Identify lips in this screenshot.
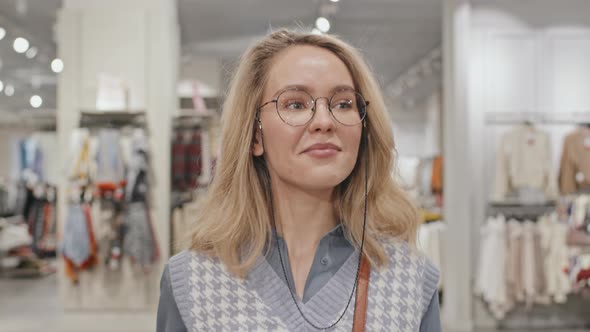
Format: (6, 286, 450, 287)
(302, 143, 341, 154)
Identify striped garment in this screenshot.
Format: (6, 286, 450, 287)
(167, 238, 439, 331)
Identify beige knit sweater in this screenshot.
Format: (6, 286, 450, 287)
(559, 127, 590, 195)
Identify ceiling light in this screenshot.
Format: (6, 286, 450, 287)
(51, 58, 64, 73)
(13, 37, 29, 53)
(30, 95, 43, 108)
(25, 47, 38, 59)
(311, 28, 323, 35)
(330, 0, 340, 2)
(315, 17, 330, 33)
(0, 80, 4, 92)
(5, 84, 14, 96)
(0, 27, 5, 41)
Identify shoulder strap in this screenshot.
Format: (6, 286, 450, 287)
(352, 255, 370, 332)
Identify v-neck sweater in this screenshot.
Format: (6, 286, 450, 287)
(158, 236, 439, 331)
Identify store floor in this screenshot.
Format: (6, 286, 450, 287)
(0, 274, 154, 332)
(0, 274, 587, 332)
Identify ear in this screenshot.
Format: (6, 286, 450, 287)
(252, 121, 264, 156)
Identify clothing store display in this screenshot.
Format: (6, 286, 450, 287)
(157, 233, 440, 331)
(492, 125, 558, 203)
(68, 129, 94, 183)
(171, 131, 188, 191)
(431, 156, 443, 194)
(559, 127, 590, 194)
(171, 127, 203, 192)
(186, 130, 202, 189)
(19, 137, 43, 181)
(476, 213, 572, 319)
(475, 215, 509, 319)
(125, 129, 149, 202)
(60, 203, 97, 283)
(123, 202, 159, 268)
(95, 129, 126, 190)
(0, 221, 31, 252)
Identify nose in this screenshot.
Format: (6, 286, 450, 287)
(309, 97, 335, 132)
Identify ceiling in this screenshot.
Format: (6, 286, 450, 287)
(179, 0, 442, 91)
(0, 0, 442, 115)
(0, 0, 59, 113)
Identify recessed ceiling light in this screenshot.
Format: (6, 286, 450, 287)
(330, 0, 340, 2)
(30, 95, 43, 108)
(0, 27, 6, 41)
(315, 17, 331, 33)
(0, 80, 4, 92)
(25, 46, 38, 59)
(5, 84, 14, 96)
(13, 37, 29, 53)
(51, 58, 64, 73)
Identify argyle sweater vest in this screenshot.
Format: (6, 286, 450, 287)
(168, 239, 439, 331)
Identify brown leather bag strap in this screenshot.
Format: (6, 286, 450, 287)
(352, 255, 371, 332)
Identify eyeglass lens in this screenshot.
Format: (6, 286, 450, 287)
(276, 88, 366, 126)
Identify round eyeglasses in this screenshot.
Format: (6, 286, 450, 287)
(258, 87, 369, 126)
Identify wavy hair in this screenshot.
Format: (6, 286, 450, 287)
(188, 29, 420, 277)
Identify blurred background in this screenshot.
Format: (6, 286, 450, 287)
(0, 0, 590, 331)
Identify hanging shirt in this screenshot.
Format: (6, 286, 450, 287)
(492, 125, 558, 203)
(559, 127, 590, 195)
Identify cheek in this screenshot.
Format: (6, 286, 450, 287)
(345, 127, 363, 157)
(264, 123, 302, 172)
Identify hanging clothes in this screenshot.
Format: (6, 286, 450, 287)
(122, 129, 159, 269)
(506, 220, 524, 304)
(60, 203, 98, 283)
(540, 215, 571, 303)
(123, 202, 159, 269)
(95, 129, 126, 192)
(431, 155, 443, 194)
(19, 136, 44, 181)
(186, 129, 202, 189)
(475, 215, 510, 319)
(171, 130, 188, 191)
(492, 125, 558, 203)
(559, 127, 590, 195)
(68, 129, 93, 183)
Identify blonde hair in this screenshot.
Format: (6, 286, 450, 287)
(189, 29, 420, 277)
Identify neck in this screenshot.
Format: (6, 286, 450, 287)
(271, 180, 338, 258)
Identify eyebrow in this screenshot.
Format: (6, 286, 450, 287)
(274, 84, 355, 97)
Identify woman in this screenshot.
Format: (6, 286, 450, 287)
(157, 29, 441, 331)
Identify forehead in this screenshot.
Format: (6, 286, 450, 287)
(265, 45, 354, 95)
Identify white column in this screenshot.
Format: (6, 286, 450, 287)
(442, 0, 474, 331)
(56, 0, 178, 310)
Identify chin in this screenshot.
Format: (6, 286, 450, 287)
(300, 173, 349, 191)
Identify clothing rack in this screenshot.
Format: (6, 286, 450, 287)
(487, 202, 556, 220)
(78, 111, 147, 129)
(173, 117, 203, 128)
(485, 112, 590, 125)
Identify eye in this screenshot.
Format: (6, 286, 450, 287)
(332, 99, 354, 110)
(284, 100, 307, 110)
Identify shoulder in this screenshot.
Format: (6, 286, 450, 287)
(167, 249, 229, 279)
(163, 250, 233, 328)
(378, 236, 440, 307)
(379, 237, 439, 278)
